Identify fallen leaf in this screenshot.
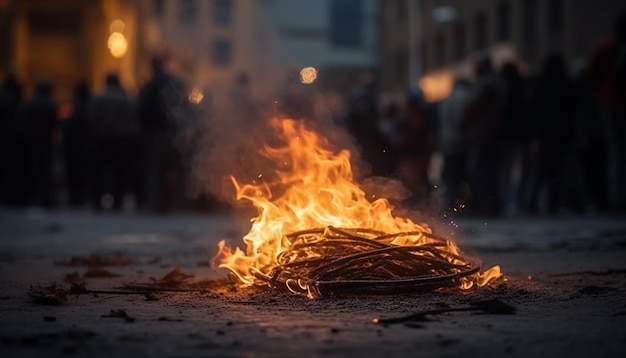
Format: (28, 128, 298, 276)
(101, 309, 135, 322)
(84, 268, 121, 278)
(28, 283, 68, 305)
(153, 267, 194, 287)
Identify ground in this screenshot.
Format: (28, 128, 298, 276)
(0, 208, 625, 357)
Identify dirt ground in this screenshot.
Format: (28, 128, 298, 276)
(0, 209, 625, 357)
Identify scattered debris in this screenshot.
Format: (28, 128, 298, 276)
(101, 309, 136, 322)
(157, 317, 183, 322)
(84, 268, 121, 278)
(373, 299, 516, 325)
(152, 266, 194, 287)
(578, 286, 618, 295)
(28, 283, 68, 305)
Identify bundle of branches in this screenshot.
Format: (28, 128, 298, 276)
(252, 227, 480, 298)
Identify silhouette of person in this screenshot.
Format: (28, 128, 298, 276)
(438, 78, 471, 210)
(89, 74, 137, 210)
(136, 57, 186, 211)
(462, 55, 506, 216)
(0, 73, 24, 205)
(588, 12, 626, 213)
(18, 78, 58, 207)
(63, 81, 92, 207)
(527, 53, 578, 214)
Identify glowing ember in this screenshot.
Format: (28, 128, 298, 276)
(213, 118, 501, 298)
(188, 87, 204, 104)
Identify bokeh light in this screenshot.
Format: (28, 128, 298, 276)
(299, 66, 317, 84)
(109, 19, 125, 34)
(107, 32, 128, 58)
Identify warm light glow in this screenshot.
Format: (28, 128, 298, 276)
(299, 67, 317, 84)
(107, 32, 128, 58)
(188, 87, 204, 104)
(419, 71, 453, 103)
(109, 19, 125, 34)
(213, 118, 501, 295)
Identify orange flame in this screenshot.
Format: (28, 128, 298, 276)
(214, 118, 500, 292)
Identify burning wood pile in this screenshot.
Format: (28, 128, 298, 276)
(213, 119, 500, 298)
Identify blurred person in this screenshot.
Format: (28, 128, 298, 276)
(345, 73, 394, 177)
(526, 53, 579, 215)
(136, 57, 186, 211)
(573, 60, 607, 212)
(396, 87, 432, 204)
(499, 62, 533, 215)
(588, 12, 626, 213)
(276, 69, 315, 121)
(17, 78, 58, 207)
(462, 55, 506, 216)
(230, 72, 257, 121)
(89, 74, 137, 211)
(438, 78, 471, 211)
(63, 81, 91, 207)
(0, 73, 24, 205)
(376, 91, 402, 175)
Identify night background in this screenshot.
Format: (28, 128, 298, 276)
(1, 1, 625, 357)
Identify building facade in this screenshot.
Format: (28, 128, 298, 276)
(380, 0, 626, 102)
(1, 0, 379, 105)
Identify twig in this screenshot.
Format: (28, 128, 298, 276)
(374, 299, 516, 324)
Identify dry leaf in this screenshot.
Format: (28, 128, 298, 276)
(63, 272, 88, 294)
(63, 272, 82, 284)
(28, 283, 68, 305)
(84, 268, 121, 278)
(101, 309, 135, 322)
(154, 267, 194, 287)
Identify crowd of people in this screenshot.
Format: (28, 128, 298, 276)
(1, 17, 625, 218)
(343, 15, 626, 217)
(0, 58, 189, 212)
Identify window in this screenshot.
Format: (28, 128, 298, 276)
(179, 0, 196, 24)
(214, 0, 233, 25)
(154, 0, 164, 17)
(330, 0, 362, 48)
(434, 31, 446, 67)
(421, 40, 428, 72)
(454, 22, 465, 60)
(475, 12, 488, 51)
(522, 0, 537, 62)
(548, 0, 563, 36)
(497, 1, 511, 41)
(212, 39, 232, 66)
(394, 51, 408, 83)
(395, 0, 407, 22)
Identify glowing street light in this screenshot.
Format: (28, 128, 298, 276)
(108, 32, 128, 58)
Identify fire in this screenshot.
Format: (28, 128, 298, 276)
(213, 118, 501, 297)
